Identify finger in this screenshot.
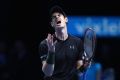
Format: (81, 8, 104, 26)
(46, 34, 52, 46)
(48, 34, 52, 43)
(46, 33, 50, 41)
(53, 40, 57, 46)
(48, 34, 51, 40)
(51, 35, 54, 46)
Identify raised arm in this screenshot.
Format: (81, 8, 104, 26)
(42, 34, 57, 76)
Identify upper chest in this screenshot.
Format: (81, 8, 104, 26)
(55, 40, 78, 61)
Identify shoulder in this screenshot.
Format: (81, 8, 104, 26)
(39, 39, 48, 50)
(39, 39, 47, 46)
(69, 34, 83, 43)
(68, 34, 83, 50)
(38, 39, 48, 55)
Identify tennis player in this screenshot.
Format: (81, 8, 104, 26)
(39, 5, 89, 80)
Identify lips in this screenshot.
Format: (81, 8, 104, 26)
(56, 21, 61, 24)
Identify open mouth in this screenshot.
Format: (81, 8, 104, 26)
(57, 21, 61, 24)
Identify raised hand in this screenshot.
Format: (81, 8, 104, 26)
(46, 34, 57, 53)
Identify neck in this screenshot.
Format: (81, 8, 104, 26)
(55, 27, 68, 41)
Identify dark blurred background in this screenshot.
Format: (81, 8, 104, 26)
(0, 0, 120, 80)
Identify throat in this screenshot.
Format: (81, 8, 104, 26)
(55, 32, 68, 41)
(55, 27, 68, 41)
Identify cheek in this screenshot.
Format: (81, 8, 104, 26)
(51, 21, 56, 25)
(62, 20, 67, 24)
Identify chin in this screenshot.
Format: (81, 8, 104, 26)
(55, 26, 64, 30)
(56, 24, 64, 27)
(57, 26, 64, 29)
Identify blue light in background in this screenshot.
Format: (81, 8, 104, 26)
(67, 16, 120, 37)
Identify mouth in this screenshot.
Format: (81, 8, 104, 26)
(56, 21, 61, 24)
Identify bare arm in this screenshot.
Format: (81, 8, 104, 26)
(77, 52, 91, 72)
(42, 34, 57, 77)
(42, 61, 54, 76)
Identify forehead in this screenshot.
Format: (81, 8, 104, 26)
(52, 12, 63, 16)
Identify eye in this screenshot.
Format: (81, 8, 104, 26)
(58, 14, 60, 17)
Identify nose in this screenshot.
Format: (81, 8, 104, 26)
(55, 15, 59, 19)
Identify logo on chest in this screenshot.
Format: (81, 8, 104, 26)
(69, 45, 75, 49)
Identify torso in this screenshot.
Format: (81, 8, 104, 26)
(40, 34, 83, 80)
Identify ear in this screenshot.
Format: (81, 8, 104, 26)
(65, 17, 68, 23)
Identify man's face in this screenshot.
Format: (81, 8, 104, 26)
(51, 12, 68, 29)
